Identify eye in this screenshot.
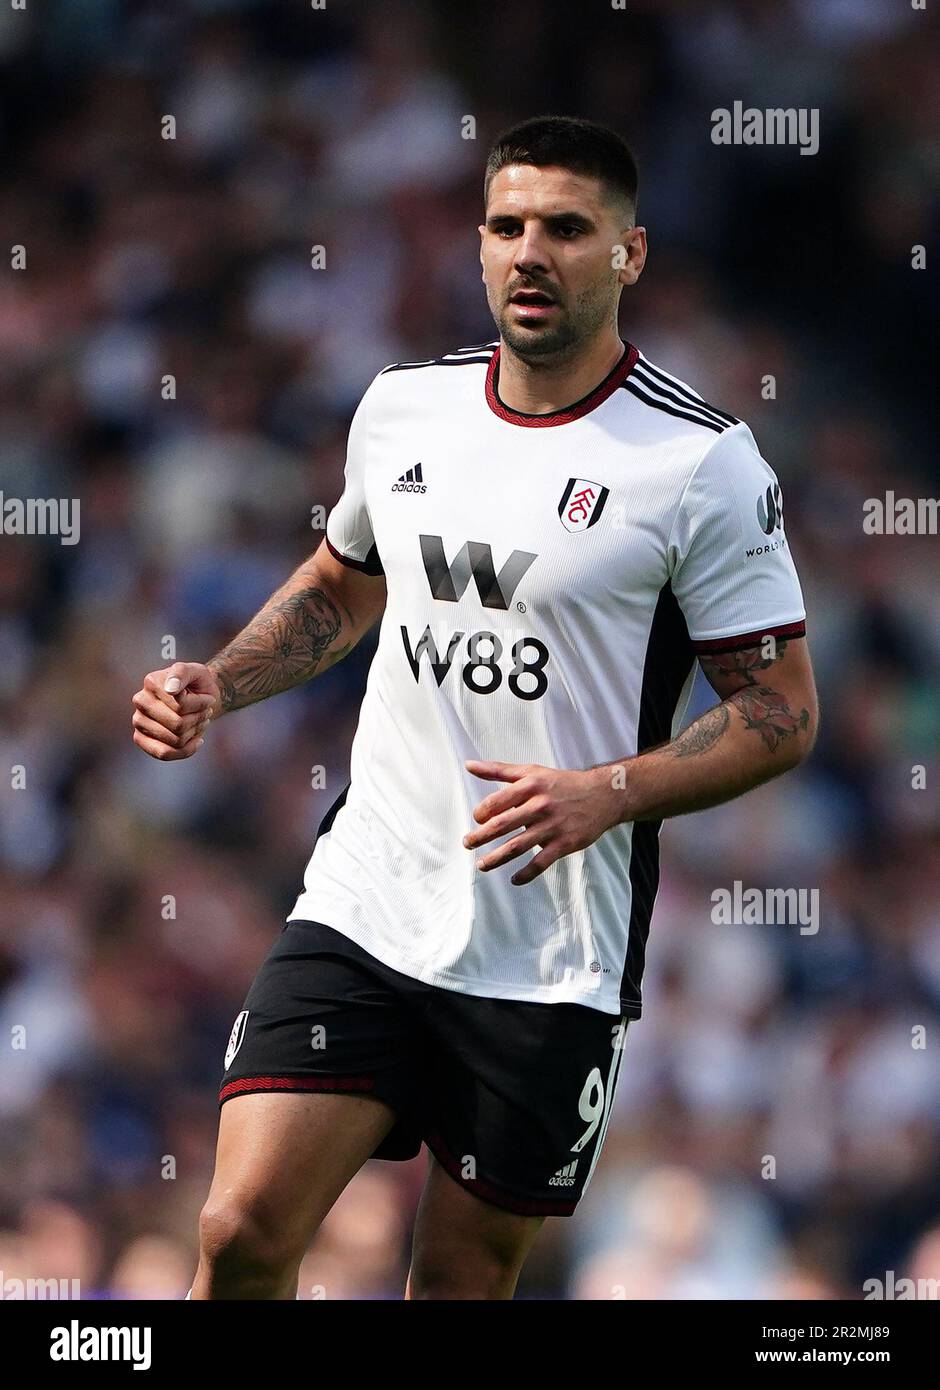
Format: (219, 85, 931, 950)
(556, 224, 582, 239)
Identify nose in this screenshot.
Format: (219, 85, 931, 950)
(513, 223, 550, 276)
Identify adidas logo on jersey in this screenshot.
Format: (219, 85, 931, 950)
(548, 1159, 579, 1187)
(392, 463, 427, 493)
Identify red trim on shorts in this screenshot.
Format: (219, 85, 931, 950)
(424, 1128, 578, 1218)
(692, 620, 806, 654)
(219, 1075, 376, 1105)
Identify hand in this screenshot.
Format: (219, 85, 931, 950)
(463, 760, 623, 885)
(131, 662, 221, 761)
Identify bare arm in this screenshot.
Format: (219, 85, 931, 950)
(206, 541, 387, 717)
(463, 636, 818, 884)
(131, 540, 386, 761)
(606, 635, 819, 823)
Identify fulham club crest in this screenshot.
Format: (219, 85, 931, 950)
(224, 1010, 249, 1070)
(558, 478, 609, 533)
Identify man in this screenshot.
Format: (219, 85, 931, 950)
(132, 115, 817, 1300)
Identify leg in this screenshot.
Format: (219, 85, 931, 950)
(192, 1089, 397, 1299)
(194, 920, 427, 1298)
(406, 1154, 544, 1300)
(405, 994, 632, 1300)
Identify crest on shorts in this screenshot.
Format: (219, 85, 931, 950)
(558, 478, 609, 533)
(224, 1010, 249, 1070)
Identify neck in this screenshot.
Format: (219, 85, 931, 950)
(496, 330, 625, 415)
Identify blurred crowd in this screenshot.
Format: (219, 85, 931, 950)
(1, 0, 939, 1299)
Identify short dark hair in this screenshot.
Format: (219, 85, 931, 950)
(484, 115, 639, 221)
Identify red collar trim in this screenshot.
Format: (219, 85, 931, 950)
(485, 341, 638, 427)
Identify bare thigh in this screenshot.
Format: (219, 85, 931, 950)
(406, 1154, 545, 1300)
(192, 1090, 398, 1297)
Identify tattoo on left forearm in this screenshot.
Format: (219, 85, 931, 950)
(670, 703, 730, 757)
(671, 684, 809, 759)
(730, 684, 810, 753)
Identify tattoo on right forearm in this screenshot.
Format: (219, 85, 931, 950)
(208, 583, 350, 713)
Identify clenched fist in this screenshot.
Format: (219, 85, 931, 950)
(131, 662, 222, 761)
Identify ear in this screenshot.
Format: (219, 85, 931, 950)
(616, 226, 647, 287)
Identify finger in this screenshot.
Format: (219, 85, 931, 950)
(510, 847, 557, 886)
(465, 760, 528, 782)
(132, 692, 197, 738)
(144, 663, 215, 713)
(133, 728, 204, 761)
(174, 691, 217, 717)
(143, 671, 183, 714)
(132, 709, 207, 747)
(163, 661, 215, 694)
(476, 827, 548, 873)
(134, 689, 214, 726)
(464, 800, 544, 849)
(471, 780, 533, 826)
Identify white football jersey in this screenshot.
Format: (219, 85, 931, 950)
(288, 340, 806, 1016)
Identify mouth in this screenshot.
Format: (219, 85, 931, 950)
(508, 289, 559, 321)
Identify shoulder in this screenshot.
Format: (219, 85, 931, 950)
(621, 347, 742, 443)
(619, 350, 784, 516)
(378, 339, 498, 380)
(357, 340, 498, 418)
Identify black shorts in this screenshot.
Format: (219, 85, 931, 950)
(219, 920, 631, 1217)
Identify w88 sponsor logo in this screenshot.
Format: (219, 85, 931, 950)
(401, 624, 549, 700)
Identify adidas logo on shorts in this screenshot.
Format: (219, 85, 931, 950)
(391, 463, 427, 493)
(548, 1159, 578, 1187)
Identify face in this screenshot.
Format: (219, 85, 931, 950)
(479, 164, 646, 362)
